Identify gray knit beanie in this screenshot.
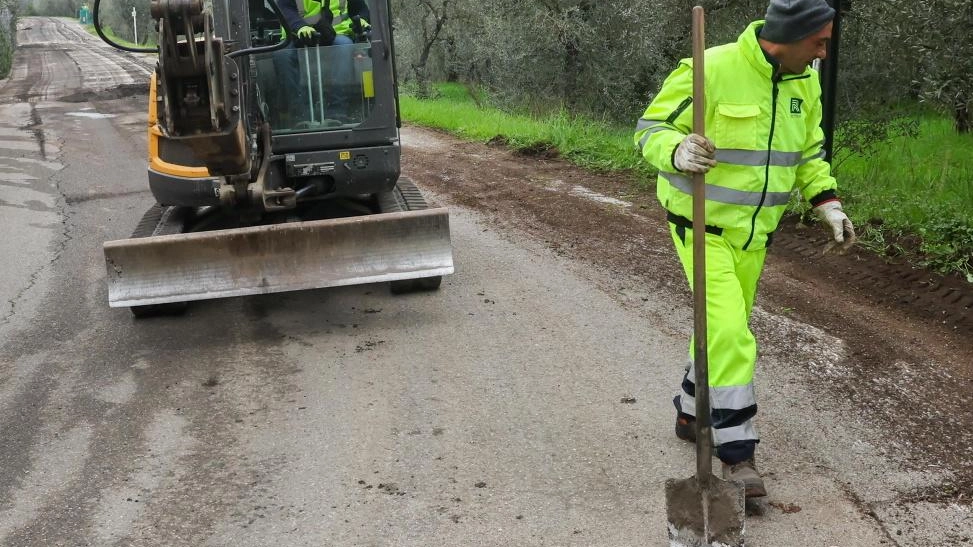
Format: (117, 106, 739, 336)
(762, 0, 835, 43)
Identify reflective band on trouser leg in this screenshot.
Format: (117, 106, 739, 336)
(678, 358, 696, 416)
(670, 223, 767, 464)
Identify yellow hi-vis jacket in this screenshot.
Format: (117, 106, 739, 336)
(295, 0, 366, 38)
(635, 20, 837, 251)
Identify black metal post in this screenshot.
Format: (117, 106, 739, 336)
(819, 0, 843, 164)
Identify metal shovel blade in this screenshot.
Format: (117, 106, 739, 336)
(666, 475, 745, 546)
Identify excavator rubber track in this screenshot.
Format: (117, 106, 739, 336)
(126, 204, 191, 317)
(377, 177, 445, 293)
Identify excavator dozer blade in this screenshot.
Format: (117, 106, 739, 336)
(104, 208, 453, 307)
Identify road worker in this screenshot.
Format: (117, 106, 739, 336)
(634, 0, 856, 498)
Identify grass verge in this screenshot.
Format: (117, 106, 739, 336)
(834, 117, 973, 278)
(400, 82, 973, 280)
(400, 83, 651, 176)
(81, 23, 157, 49)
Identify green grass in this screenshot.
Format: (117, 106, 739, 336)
(401, 83, 973, 279)
(400, 83, 651, 176)
(835, 117, 973, 277)
(81, 23, 157, 49)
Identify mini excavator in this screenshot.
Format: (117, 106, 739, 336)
(94, 0, 453, 316)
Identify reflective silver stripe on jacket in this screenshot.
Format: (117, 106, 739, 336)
(333, 0, 348, 25)
(635, 119, 671, 148)
(300, 1, 322, 27)
(799, 148, 826, 165)
(299, 0, 343, 26)
(660, 171, 791, 207)
(297, 1, 320, 24)
(715, 149, 803, 167)
(635, 118, 665, 132)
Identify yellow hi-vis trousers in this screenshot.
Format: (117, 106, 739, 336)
(670, 222, 766, 464)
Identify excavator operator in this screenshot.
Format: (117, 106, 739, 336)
(276, 0, 371, 122)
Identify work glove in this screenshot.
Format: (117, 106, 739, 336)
(813, 200, 857, 254)
(296, 25, 317, 41)
(673, 133, 717, 174)
(296, 25, 319, 46)
(350, 16, 371, 41)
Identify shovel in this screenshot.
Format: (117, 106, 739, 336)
(665, 6, 747, 546)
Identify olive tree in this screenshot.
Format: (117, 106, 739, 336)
(391, 0, 452, 96)
(94, 0, 152, 44)
(0, 0, 17, 78)
(27, 0, 76, 16)
(886, 0, 973, 133)
(391, 0, 773, 120)
(389, 0, 958, 133)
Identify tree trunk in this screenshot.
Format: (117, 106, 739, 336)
(955, 103, 970, 134)
(561, 36, 579, 106)
(411, 0, 448, 98)
(560, 1, 592, 108)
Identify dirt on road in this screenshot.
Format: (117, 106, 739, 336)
(401, 125, 973, 506)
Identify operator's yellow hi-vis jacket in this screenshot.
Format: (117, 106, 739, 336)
(295, 0, 367, 38)
(635, 20, 837, 251)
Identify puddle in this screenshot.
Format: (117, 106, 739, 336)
(59, 83, 149, 103)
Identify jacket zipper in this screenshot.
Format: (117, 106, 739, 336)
(742, 72, 811, 250)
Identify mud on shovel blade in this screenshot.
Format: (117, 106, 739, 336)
(665, 7, 745, 546)
(666, 476, 745, 546)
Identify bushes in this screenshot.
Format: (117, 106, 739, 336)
(390, 0, 972, 145)
(0, 1, 16, 80)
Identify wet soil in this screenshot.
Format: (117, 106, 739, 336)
(59, 83, 149, 103)
(400, 125, 973, 504)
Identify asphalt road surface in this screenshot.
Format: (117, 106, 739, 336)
(0, 17, 969, 547)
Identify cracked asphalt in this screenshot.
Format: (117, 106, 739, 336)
(0, 16, 969, 547)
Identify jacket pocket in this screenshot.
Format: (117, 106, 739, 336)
(713, 103, 760, 150)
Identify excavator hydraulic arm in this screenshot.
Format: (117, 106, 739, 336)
(150, 0, 249, 176)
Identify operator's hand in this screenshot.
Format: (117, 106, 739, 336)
(351, 16, 371, 41)
(813, 200, 857, 254)
(296, 25, 317, 41)
(674, 133, 717, 174)
(318, 24, 337, 45)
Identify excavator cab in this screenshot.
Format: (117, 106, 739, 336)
(98, 0, 453, 315)
(253, 37, 377, 131)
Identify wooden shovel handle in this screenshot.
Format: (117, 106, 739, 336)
(690, 5, 714, 482)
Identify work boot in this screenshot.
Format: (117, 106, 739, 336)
(722, 458, 767, 498)
(673, 395, 696, 443)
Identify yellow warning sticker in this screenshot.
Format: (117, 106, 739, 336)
(363, 71, 374, 98)
(339, 151, 351, 160)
